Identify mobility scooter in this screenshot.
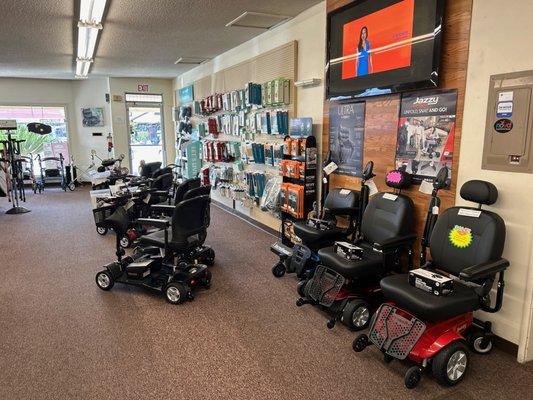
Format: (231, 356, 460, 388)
(353, 179, 510, 389)
(270, 161, 375, 280)
(296, 169, 416, 330)
(95, 192, 215, 304)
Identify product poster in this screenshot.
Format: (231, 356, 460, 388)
(395, 90, 457, 183)
(81, 107, 104, 127)
(328, 102, 365, 176)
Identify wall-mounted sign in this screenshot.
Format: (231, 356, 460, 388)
(137, 84, 149, 92)
(178, 85, 194, 104)
(395, 89, 458, 183)
(496, 102, 513, 118)
(494, 118, 513, 133)
(112, 94, 123, 102)
(328, 102, 365, 177)
(81, 107, 104, 127)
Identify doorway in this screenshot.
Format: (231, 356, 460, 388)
(125, 93, 165, 174)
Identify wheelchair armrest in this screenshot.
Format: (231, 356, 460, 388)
(459, 259, 510, 281)
(137, 218, 170, 229)
(152, 190, 170, 197)
(150, 204, 175, 215)
(373, 233, 417, 252)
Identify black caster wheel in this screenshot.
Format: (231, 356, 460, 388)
(352, 334, 369, 352)
(341, 300, 371, 331)
(326, 320, 336, 330)
(432, 341, 469, 387)
(405, 366, 422, 389)
(296, 298, 305, 307)
(384, 354, 394, 364)
(95, 270, 114, 291)
(467, 331, 493, 354)
(119, 235, 132, 249)
(272, 262, 286, 278)
(68, 182, 76, 191)
(202, 270, 212, 288)
(164, 282, 187, 304)
(296, 280, 308, 297)
(187, 291, 195, 301)
(96, 226, 108, 236)
(204, 248, 215, 266)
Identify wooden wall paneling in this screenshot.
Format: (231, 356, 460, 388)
(193, 75, 212, 100)
(323, 0, 473, 265)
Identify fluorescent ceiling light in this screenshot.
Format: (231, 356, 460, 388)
(80, 0, 107, 23)
(77, 25, 100, 59)
(76, 58, 93, 78)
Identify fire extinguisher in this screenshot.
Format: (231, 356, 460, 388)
(107, 133, 113, 156)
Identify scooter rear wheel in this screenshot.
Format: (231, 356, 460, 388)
(432, 341, 469, 386)
(164, 282, 187, 305)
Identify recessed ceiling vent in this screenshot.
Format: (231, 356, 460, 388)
(174, 57, 209, 65)
(226, 11, 291, 29)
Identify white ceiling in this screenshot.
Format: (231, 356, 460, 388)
(0, 0, 322, 80)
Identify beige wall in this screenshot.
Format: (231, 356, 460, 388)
(174, 1, 326, 143)
(460, 0, 533, 359)
(108, 77, 175, 173)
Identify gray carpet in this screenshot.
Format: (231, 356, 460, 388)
(0, 187, 532, 400)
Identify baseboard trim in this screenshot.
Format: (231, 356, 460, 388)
(494, 335, 519, 357)
(212, 199, 279, 238)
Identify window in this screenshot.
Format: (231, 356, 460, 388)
(0, 106, 70, 163)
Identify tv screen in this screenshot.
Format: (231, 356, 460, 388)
(326, 0, 445, 99)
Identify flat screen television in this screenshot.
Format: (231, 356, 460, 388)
(326, 0, 445, 99)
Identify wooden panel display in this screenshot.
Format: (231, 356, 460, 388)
(323, 0, 473, 265)
(193, 75, 212, 100)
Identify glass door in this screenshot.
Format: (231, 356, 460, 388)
(126, 100, 165, 174)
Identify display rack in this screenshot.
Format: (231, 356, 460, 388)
(279, 134, 317, 246)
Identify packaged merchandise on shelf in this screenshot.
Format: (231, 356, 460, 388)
(207, 117, 218, 137)
(260, 175, 282, 213)
(287, 183, 304, 218)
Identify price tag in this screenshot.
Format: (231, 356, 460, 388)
(419, 179, 434, 195)
(339, 189, 351, 196)
(365, 179, 379, 196)
(458, 208, 481, 218)
(432, 206, 439, 215)
(323, 162, 338, 176)
(383, 193, 398, 201)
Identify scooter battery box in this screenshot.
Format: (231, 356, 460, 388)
(334, 241, 363, 261)
(408, 268, 453, 296)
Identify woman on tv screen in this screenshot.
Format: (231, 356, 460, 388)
(357, 26, 373, 76)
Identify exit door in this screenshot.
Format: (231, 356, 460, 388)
(125, 95, 166, 174)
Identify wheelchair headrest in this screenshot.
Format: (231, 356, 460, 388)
(184, 185, 211, 200)
(27, 123, 52, 135)
(460, 180, 498, 205)
(385, 169, 412, 189)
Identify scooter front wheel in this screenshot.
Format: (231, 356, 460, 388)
(95, 271, 114, 291)
(272, 262, 286, 278)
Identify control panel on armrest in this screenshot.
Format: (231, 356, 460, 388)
(459, 259, 510, 281)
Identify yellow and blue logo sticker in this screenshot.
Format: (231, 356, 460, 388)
(449, 225, 473, 249)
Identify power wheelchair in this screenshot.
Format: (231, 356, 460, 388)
(95, 190, 215, 305)
(296, 169, 416, 330)
(353, 179, 510, 389)
(270, 161, 375, 280)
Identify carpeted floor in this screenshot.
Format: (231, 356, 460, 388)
(0, 187, 532, 400)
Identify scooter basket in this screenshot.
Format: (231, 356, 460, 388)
(368, 304, 426, 360)
(307, 265, 345, 307)
(93, 204, 115, 227)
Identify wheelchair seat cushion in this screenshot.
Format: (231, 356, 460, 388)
(139, 229, 200, 251)
(293, 221, 345, 250)
(318, 243, 383, 280)
(380, 274, 480, 322)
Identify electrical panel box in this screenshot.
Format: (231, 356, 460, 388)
(482, 70, 533, 173)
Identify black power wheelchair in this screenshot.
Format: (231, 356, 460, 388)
(353, 179, 510, 389)
(296, 169, 416, 330)
(95, 189, 215, 305)
(271, 161, 375, 280)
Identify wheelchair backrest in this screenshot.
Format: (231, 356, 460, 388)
(151, 172, 173, 191)
(430, 180, 506, 276)
(171, 195, 211, 243)
(152, 166, 172, 179)
(140, 161, 162, 177)
(324, 188, 359, 217)
(360, 193, 414, 244)
(183, 185, 211, 200)
(173, 178, 201, 204)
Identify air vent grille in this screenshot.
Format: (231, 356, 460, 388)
(226, 11, 291, 29)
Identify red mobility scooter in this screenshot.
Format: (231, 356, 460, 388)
(296, 169, 416, 330)
(353, 179, 510, 388)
